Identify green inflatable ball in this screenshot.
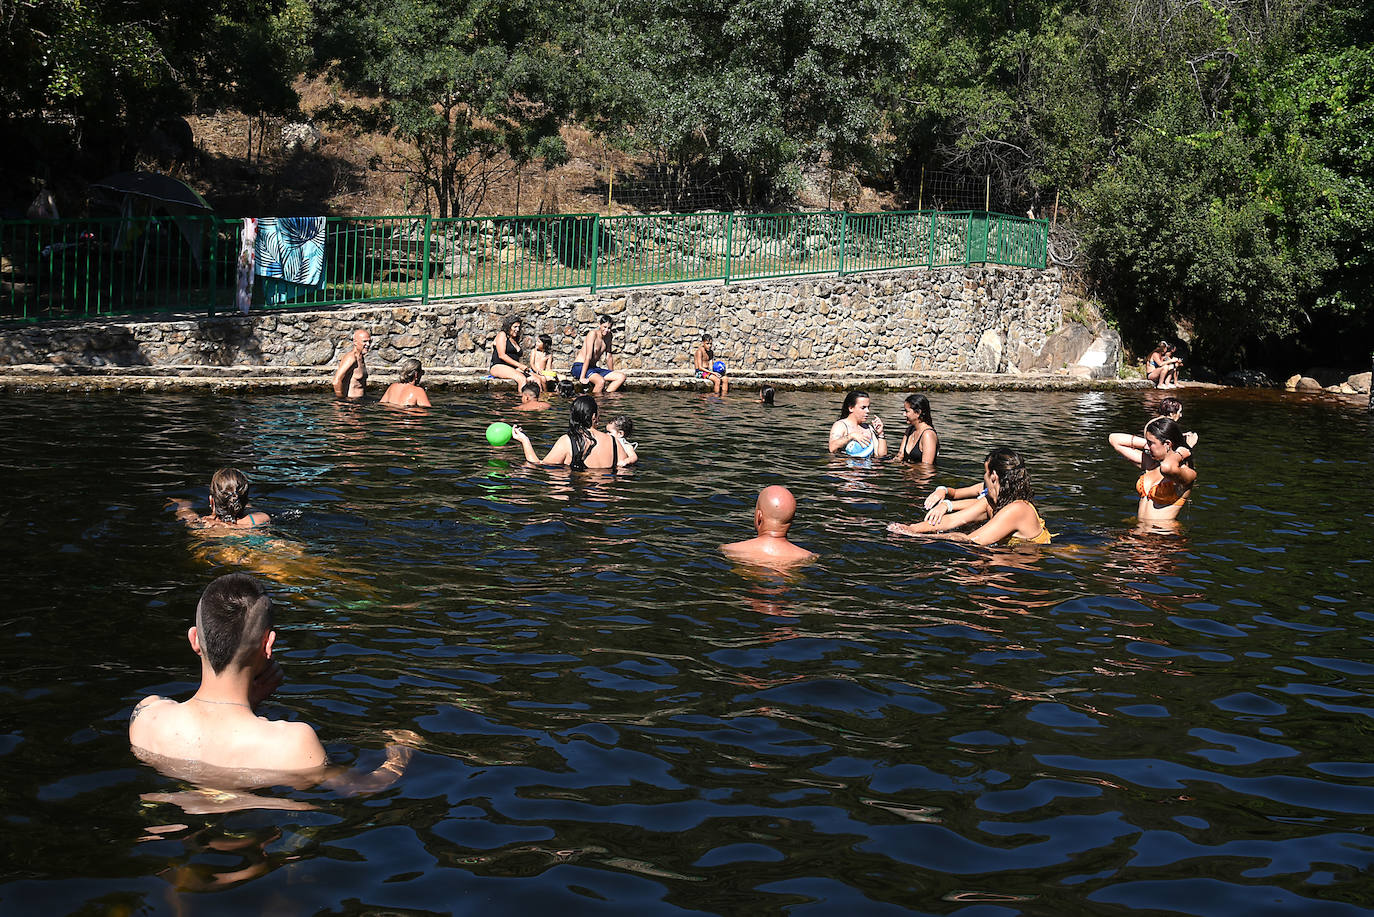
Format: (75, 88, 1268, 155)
(486, 421, 513, 446)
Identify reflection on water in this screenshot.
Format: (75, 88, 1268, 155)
(0, 388, 1372, 914)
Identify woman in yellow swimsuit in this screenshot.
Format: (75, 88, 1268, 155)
(1108, 416, 1197, 521)
(887, 447, 1052, 545)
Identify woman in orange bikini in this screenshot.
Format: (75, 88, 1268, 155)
(887, 447, 1052, 545)
(1109, 416, 1197, 521)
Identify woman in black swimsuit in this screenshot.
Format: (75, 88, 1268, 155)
(896, 393, 939, 464)
(490, 314, 534, 390)
(510, 395, 630, 469)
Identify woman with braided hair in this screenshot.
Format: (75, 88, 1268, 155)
(887, 447, 1052, 545)
(170, 468, 271, 529)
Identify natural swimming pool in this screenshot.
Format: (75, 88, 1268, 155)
(1, 387, 1371, 914)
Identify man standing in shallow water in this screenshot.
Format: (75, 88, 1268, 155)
(129, 573, 327, 772)
(721, 485, 818, 568)
(332, 329, 371, 399)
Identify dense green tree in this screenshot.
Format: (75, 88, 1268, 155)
(315, 0, 574, 217)
(581, 0, 907, 206)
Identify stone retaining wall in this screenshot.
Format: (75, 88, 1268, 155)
(0, 265, 1062, 374)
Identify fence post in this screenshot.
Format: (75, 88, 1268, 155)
(927, 211, 937, 267)
(420, 214, 432, 305)
(724, 213, 734, 285)
(837, 211, 847, 276)
(208, 218, 218, 317)
(590, 215, 601, 293)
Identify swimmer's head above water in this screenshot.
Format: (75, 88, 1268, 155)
(398, 358, 423, 385)
(983, 447, 1033, 511)
(195, 572, 274, 675)
(209, 468, 252, 523)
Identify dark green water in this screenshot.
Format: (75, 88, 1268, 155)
(1, 387, 1371, 915)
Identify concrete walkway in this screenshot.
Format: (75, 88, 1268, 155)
(0, 363, 1159, 393)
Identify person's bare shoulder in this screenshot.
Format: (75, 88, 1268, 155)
(128, 695, 178, 747)
(264, 719, 328, 770)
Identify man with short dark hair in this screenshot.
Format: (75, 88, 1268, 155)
(571, 314, 628, 393)
(129, 574, 327, 773)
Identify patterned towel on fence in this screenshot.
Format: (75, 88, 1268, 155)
(254, 217, 326, 287)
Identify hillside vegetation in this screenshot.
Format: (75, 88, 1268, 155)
(2, 0, 1371, 375)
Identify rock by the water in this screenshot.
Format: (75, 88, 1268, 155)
(1224, 369, 1276, 388)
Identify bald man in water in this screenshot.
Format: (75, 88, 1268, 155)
(721, 485, 818, 568)
(332, 329, 371, 399)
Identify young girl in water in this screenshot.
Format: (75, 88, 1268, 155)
(887, 448, 1051, 545)
(606, 415, 639, 466)
(171, 468, 271, 529)
(1109, 416, 1197, 521)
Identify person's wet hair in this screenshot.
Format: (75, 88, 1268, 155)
(556, 379, 576, 398)
(609, 415, 634, 439)
(538, 333, 553, 351)
(985, 447, 1034, 511)
(209, 468, 252, 522)
(904, 393, 933, 427)
(598, 314, 613, 328)
(398, 358, 422, 385)
(760, 386, 775, 405)
(521, 380, 541, 398)
(568, 394, 599, 470)
(195, 573, 272, 675)
(839, 390, 870, 418)
(1144, 416, 1191, 464)
(1158, 397, 1183, 418)
(701, 333, 712, 342)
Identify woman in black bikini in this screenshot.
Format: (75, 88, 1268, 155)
(896, 393, 939, 464)
(510, 395, 630, 469)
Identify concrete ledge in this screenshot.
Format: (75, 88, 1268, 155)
(0, 363, 1156, 393)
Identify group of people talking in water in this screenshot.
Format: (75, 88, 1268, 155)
(824, 389, 1199, 547)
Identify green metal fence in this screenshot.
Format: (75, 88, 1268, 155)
(0, 209, 1048, 321)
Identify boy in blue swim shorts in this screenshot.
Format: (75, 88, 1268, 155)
(571, 314, 628, 393)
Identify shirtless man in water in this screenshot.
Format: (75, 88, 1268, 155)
(571, 314, 628, 394)
(721, 485, 818, 569)
(332, 329, 371, 399)
(130, 573, 327, 773)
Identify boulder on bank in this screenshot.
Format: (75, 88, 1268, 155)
(1030, 320, 1121, 380)
(1286, 374, 1324, 392)
(1222, 369, 1276, 388)
(969, 328, 1005, 373)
